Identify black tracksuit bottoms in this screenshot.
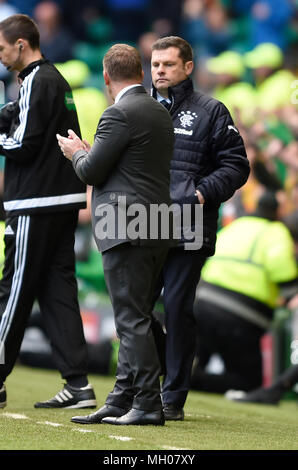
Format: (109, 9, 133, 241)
(0, 211, 88, 384)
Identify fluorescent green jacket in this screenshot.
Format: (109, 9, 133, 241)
(202, 216, 297, 308)
(256, 70, 296, 111)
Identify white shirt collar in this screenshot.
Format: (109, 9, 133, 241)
(156, 92, 171, 104)
(115, 84, 143, 104)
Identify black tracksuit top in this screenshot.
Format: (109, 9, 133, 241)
(0, 58, 86, 215)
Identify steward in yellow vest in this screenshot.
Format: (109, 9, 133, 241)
(191, 192, 298, 393)
(199, 197, 297, 328)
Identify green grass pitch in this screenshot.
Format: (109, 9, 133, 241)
(0, 365, 297, 451)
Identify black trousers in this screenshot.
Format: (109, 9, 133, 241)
(0, 211, 88, 383)
(153, 247, 207, 408)
(191, 299, 264, 393)
(102, 242, 169, 411)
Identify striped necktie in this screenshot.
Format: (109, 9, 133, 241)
(160, 99, 171, 110)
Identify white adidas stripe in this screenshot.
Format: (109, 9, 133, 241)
(9, 217, 30, 338)
(1, 75, 28, 148)
(0, 216, 30, 344)
(59, 392, 69, 401)
(2, 66, 39, 150)
(17, 72, 33, 141)
(54, 393, 64, 403)
(0, 216, 30, 340)
(63, 389, 73, 399)
(0, 216, 24, 340)
(15, 78, 28, 141)
(4, 193, 87, 211)
(11, 67, 39, 147)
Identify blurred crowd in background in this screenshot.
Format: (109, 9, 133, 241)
(0, 0, 297, 227)
(0, 0, 297, 387)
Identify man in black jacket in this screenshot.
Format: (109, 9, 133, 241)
(150, 36, 250, 420)
(0, 14, 96, 410)
(57, 44, 174, 425)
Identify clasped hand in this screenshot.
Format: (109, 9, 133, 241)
(56, 129, 91, 161)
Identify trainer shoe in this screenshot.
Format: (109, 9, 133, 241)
(0, 384, 6, 409)
(225, 389, 246, 401)
(34, 383, 97, 409)
(225, 386, 282, 405)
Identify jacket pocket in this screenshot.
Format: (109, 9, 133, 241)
(170, 172, 199, 205)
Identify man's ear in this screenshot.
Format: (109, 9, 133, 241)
(16, 38, 29, 50)
(103, 69, 110, 85)
(185, 61, 194, 76)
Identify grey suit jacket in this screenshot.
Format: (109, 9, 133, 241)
(72, 86, 175, 252)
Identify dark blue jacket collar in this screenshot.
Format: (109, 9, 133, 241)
(151, 78, 194, 113)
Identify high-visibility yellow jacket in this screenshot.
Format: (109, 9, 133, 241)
(201, 216, 297, 308)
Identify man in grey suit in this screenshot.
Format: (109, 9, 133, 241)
(57, 44, 174, 426)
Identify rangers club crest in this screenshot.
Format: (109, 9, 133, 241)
(178, 111, 198, 128)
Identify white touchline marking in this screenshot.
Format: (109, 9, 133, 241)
(185, 413, 211, 418)
(109, 435, 133, 441)
(0, 413, 153, 446)
(162, 445, 190, 450)
(37, 421, 63, 427)
(72, 428, 94, 433)
(1, 412, 29, 420)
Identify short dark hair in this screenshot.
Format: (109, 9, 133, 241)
(151, 36, 193, 63)
(255, 191, 279, 221)
(103, 44, 143, 82)
(0, 14, 40, 50)
(283, 210, 298, 242)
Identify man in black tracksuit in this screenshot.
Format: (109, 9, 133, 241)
(151, 36, 250, 420)
(0, 14, 96, 410)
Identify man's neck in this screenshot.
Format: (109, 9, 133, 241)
(157, 88, 169, 99)
(19, 50, 43, 72)
(113, 82, 142, 103)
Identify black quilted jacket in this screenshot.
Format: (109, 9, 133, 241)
(152, 78, 250, 254)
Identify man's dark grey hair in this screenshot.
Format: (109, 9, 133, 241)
(151, 36, 193, 63)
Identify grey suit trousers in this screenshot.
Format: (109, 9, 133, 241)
(102, 242, 169, 411)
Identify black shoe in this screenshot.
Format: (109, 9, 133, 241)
(163, 403, 184, 421)
(71, 404, 128, 424)
(102, 408, 165, 426)
(34, 383, 97, 409)
(226, 386, 283, 405)
(0, 384, 6, 409)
